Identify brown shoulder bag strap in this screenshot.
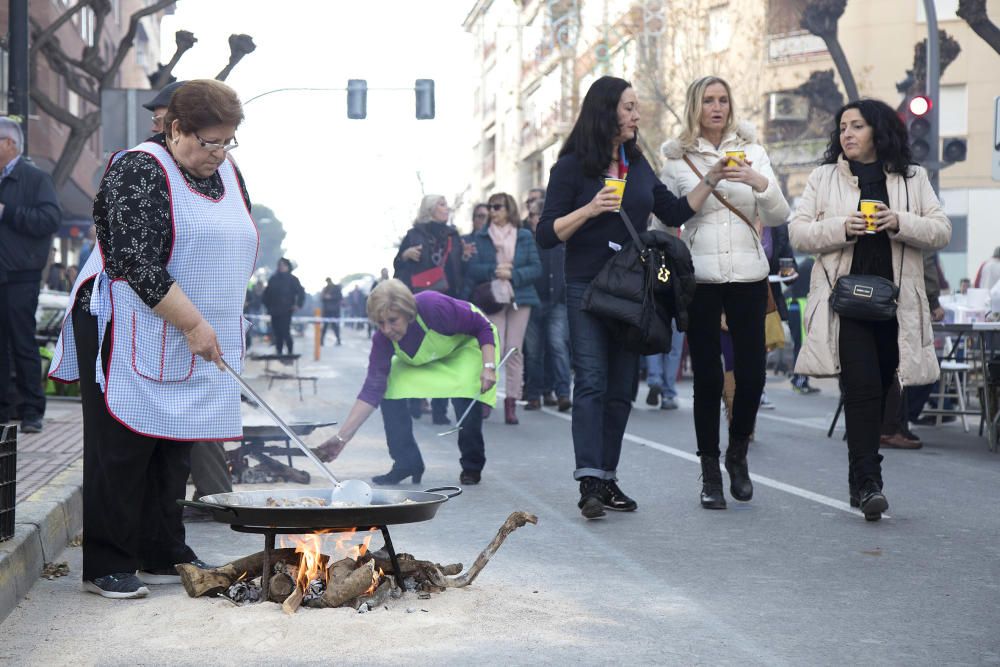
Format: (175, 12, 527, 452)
(682, 155, 757, 232)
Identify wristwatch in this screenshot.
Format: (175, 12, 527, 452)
(483, 362, 496, 370)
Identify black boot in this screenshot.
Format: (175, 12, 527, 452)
(577, 477, 606, 519)
(725, 436, 754, 502)
(371, 463, 424, 485)
(859, 480, 888, 522)
(601, 479, 638, 512)
(699, 456, 727, 510)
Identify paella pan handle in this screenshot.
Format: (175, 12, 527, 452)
(177, 498, 237, 514)
(423, 486, 462, 499)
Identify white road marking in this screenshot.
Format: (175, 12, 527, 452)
(538, 407, 883, 518)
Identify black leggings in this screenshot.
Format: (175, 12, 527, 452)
(271, 312, 293, 355)
(686, 280, 768, 456)
(839, 315, 898, 491)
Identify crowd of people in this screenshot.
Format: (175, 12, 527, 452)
(2, 68, 961, 600)
(335, 74, 953, 527)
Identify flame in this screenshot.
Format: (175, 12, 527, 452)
(292, 533, 327, 591)
(362, 567, 384, 597)
(279, 528, 382, 593)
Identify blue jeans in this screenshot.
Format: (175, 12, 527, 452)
(523, 301, 571, 400)
(644, 321, 684, 399)
(566, 282, 638, 481)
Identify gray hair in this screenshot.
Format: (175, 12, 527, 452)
(0, 117, 24, 153)
(413, 194, 446, 225)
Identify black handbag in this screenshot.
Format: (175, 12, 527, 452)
(582, 208, 679, 354)
(829, 274, 899, 321)
(823, 183, 911, 322)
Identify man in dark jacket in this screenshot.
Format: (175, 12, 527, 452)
(321, 277, 343, 346)
(0, 118, 61, 432)
(263, 257, 305, 355)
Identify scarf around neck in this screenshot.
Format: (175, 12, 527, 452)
(487, 222, 517, 305)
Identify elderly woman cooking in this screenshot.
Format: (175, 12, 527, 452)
(315, 279, 499, 486)
(49, 80, 256, 599)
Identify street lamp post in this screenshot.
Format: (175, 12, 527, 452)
(923, 0, 941, 194)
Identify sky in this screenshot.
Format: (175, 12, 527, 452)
(160, 0, 478, 292)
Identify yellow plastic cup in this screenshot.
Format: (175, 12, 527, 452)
(604, 178, 626, 212)
(725, 150, 747, 167)
(860, 199, 880, 234)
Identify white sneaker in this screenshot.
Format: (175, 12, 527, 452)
(759, 392, 775, 410)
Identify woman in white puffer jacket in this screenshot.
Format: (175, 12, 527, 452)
(657, 76, 790, 511)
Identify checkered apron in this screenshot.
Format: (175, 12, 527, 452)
(49, 141, 258, 440)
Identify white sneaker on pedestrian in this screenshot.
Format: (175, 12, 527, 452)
(660, 396, 679, 410)
(759, 392, 775, 410)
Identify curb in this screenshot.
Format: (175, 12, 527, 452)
(0, 460, 83, 625)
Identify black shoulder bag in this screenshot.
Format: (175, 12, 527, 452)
(822, 179, 909, 321)
(582, 207, 677, 354)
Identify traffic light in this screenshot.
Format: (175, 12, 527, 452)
(942, 136, 967, 164)
(415, 79, 435, 120)
(906, 95, 932, 164)
(347, 79, 367, 119)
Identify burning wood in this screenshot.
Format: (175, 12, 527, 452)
(178, 511, 538, 612)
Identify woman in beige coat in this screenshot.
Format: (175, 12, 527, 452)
(789, 99, 950, 521)
(659, 76, 790, 510)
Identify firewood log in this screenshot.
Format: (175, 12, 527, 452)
(267, 572, 295, 603)
(316, 560, 376, 608)
(379, 511, 538, 590)
(282, 588, 304, 615)
(176, 548, 298, 598)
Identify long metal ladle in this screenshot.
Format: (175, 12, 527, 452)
(438, 347, 518, 436)
(220, 359, 372, 506)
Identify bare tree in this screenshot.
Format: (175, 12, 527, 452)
(149, 29, 198, 89)
(30, 0, 178, 187)
(216, 34, 257, 81)
(896, 30, 962, 106)
(30, 0, 255, 189)
(801, 0, 859, 101)
(957, 0, 1000, 55)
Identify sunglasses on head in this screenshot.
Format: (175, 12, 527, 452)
(489, 203, 506, 211)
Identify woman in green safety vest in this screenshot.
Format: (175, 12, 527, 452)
(315, 279, 499, 486)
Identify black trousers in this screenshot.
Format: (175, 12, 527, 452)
(839, 315, 898, 491)
(74, 307, 197, 580)
(271, 311, 293, 355)
(0, 281, 46, 421)
(321, 316, 341, 344)
(686, 281, 768, 456)
(381, 397, 485, 473)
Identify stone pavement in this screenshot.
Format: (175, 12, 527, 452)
(0, 399, 84, 625)
(13, 401, 84, 502)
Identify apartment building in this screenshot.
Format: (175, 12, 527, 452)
(463, 0, 999, 285)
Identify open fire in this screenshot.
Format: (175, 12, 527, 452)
(174, 511, 539, 614)
(276, 529, 385, 613)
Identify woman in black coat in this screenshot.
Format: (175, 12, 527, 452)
(536, 76, 726, 519)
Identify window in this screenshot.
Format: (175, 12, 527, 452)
(80, 7, 95, 46)
(707, 5, 732, 54)
(917, 0, 959, 22)
(940, 84, 968, 136)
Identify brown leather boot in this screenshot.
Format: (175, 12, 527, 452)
(504, 397, 519, 425)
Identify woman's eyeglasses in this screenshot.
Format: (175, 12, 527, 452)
(195, 132, 239, 153)
(489, 204, 506, 211)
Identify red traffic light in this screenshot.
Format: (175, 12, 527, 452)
(909, 95, 932, 116)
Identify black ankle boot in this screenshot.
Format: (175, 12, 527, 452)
(725, 436, 753, 502)
(577, 477, 606, 519)
(371, 464, 423, 485)
(699, 456, 727, 510)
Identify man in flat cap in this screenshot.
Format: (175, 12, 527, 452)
(142, 80, 187, 135)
